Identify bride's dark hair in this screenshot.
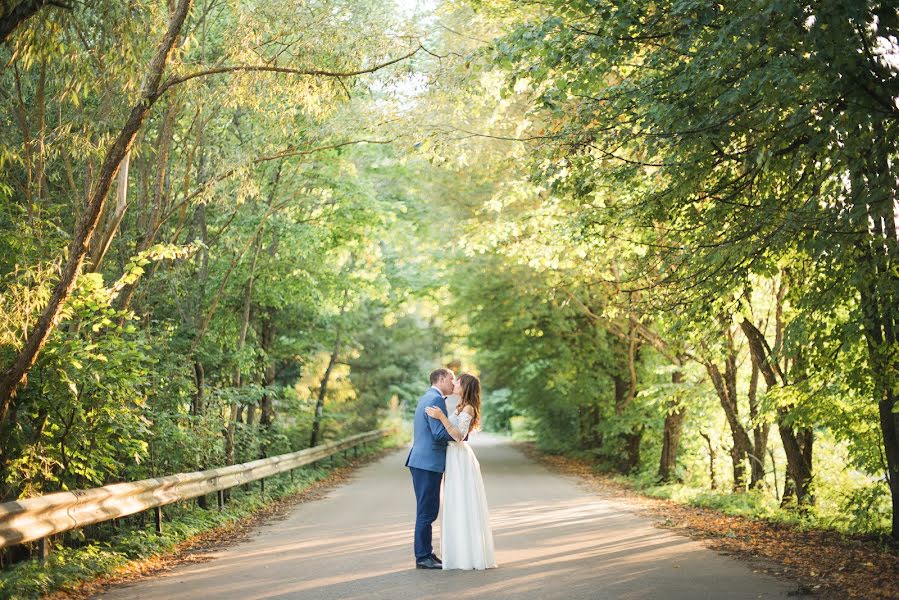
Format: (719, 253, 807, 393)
(456, 373, 481, 430)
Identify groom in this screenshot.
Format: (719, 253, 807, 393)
(405, 368, 456, 569)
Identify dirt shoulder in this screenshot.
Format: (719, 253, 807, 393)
(517, 443, 899, 600)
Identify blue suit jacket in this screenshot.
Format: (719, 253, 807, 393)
(405, 387, 455, 473)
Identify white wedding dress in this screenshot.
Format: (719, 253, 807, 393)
(441, 409, 497, 570)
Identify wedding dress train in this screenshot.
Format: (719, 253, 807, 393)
(441, 410, 497, 570)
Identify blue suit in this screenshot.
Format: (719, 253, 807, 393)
(406, 387, 454, 561)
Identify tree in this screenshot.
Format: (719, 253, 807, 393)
(0, 0, 423, 431)
(482, 0, 899, 537)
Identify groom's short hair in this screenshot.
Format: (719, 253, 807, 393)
(430, 368, 452, 385)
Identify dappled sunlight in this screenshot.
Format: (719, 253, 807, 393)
(490, 498, 621, 530)
(99, 439, 791, 600)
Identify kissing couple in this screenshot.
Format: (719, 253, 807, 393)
(405, 368, 497, 570)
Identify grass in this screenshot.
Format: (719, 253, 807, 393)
(493, 427, 893, 541)
(629, 479, 797, 520)
(617, 472, 890, 538)
(0, 435, 401, 600)
(590, 468, 893, 542)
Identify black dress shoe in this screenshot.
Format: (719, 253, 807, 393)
(430, 553, 442, 565)
(416, 557, 442, 569)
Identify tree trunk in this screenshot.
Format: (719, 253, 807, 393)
(858, 176, 899, 538)
(858, 267, 899, 538)
(699, 431, 717, 490)
(622, 427, 643, 473)
(880, 390, 899, 539)
(115, 97, 181, 317)
(747, 361, 769, 488)
(0, 0, 193, 426)
(658, 370, 686, 482)
(704, 340, 753, 492)
(577, 404, 600, 450)
(310, 290, 348, 448)
(610, 331, 643, 473)
(777, 420, 814, 508)
(581, 403, 601, 448)
(224, 236, 262, 466)
(88, 149, 131, 271)
(740, 318, 814, 506)
(309, 341, 339, 448)
(259, 308, 276, 428)
(191, 356, 206, 509)
(192, 360, 204, 416)
(258, 205, 280, 432)
(611, 374, 641, 473)
(0, 0, 65, 43)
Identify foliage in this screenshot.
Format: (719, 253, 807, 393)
(480, 388, 515, 433)
(395, 0, 898, 536)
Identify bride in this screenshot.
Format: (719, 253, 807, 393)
(425, 373, 497, 571)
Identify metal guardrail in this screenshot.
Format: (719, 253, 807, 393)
(0, 428, 390, 552)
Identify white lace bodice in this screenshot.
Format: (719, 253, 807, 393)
(449, 410, 472, 440)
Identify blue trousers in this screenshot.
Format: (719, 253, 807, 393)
(410, 466, 443, 561)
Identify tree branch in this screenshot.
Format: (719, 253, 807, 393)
(155, 45, 423, 96)
(0, 0, 71, 43)
(154, 138, 393, 234)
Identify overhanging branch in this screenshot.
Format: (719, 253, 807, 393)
(155, 45, 423, 97)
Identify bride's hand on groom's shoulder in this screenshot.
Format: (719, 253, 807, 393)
(425, 406, 446, 421)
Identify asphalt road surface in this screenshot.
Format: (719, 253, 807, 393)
(98, 433, 798, 600)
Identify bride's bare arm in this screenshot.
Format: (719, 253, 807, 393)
(425, 406, 464, 441)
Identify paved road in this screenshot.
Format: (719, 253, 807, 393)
(98, 434, 797, 600)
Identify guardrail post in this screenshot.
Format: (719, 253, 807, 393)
(260, 477, 265, 497)
(155, 506, 163, 534)
(39, 537, 50, 561)
(217, 489, 225, 510)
